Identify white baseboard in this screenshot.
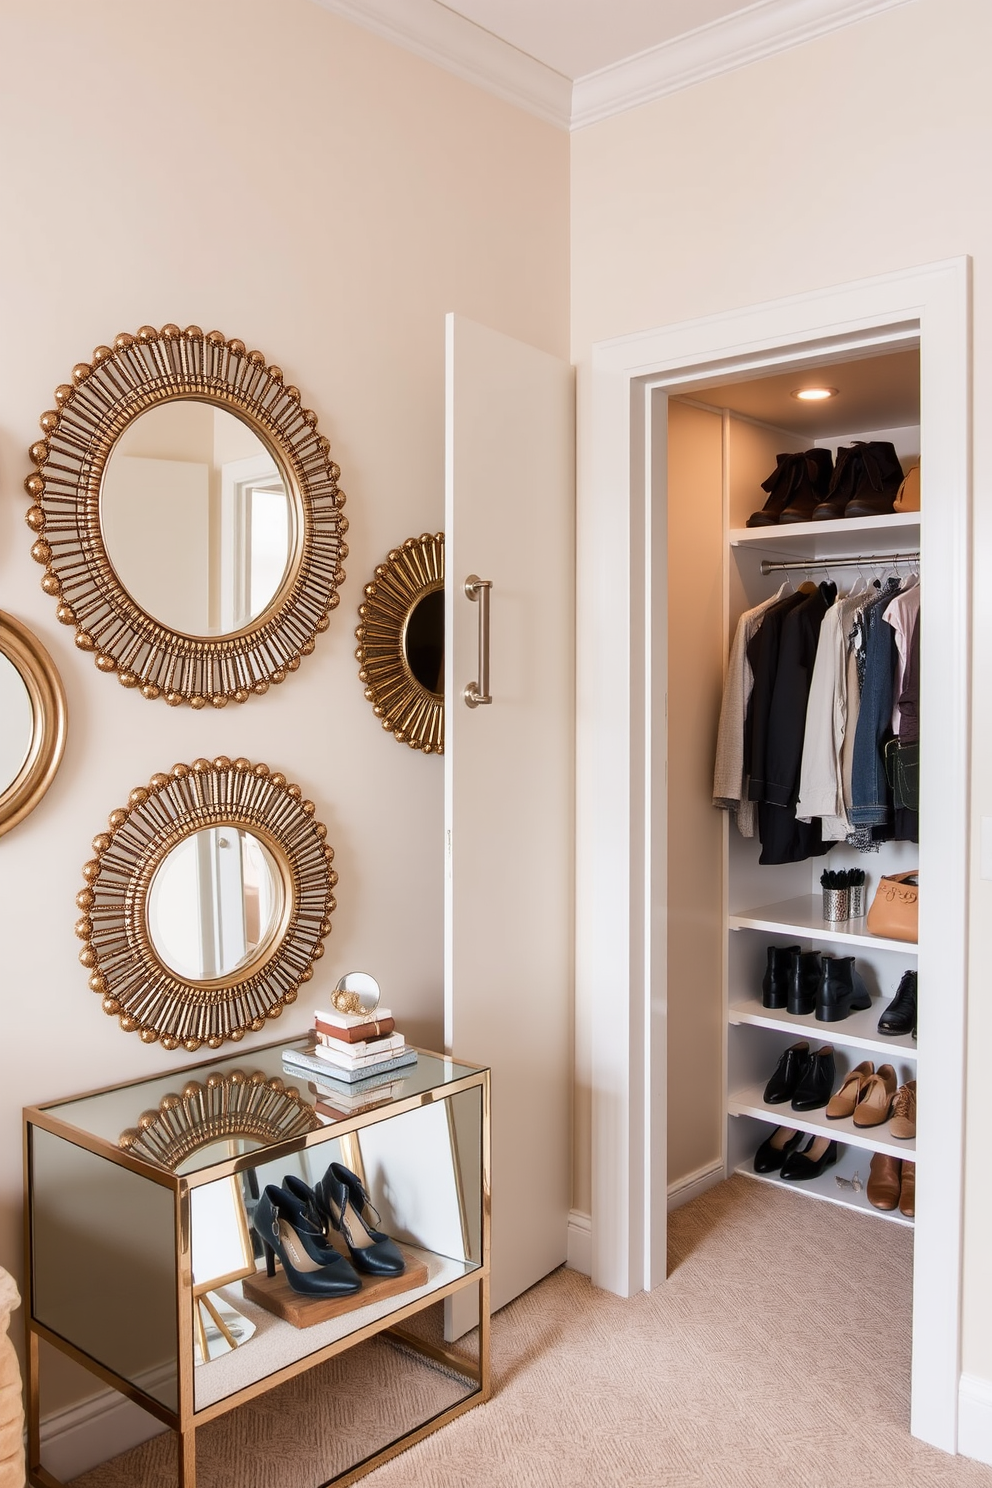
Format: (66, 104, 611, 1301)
(38, 1367, 170, 1481)
(566, 1209, 592, 1276)
(958, 1373, 992, 1464)
(667, 1159, 725, 1213)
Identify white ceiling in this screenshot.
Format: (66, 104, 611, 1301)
(438, 0, 755, 81)
(311, 0, 915, 129)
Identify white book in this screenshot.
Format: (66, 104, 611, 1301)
(315, 1030, 405, 1058)
(313, 1039, 407, 1070)
(314, 1005, 393, 1030)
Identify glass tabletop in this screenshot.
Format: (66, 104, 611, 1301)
(32, 1038, 484, 1174)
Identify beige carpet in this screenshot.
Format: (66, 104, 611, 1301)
(70, 1176, 992, 1488)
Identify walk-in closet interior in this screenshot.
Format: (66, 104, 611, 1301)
(666, 343, 921, 1230)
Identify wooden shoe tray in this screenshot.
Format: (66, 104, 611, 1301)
(242, 1245, 429, 1328)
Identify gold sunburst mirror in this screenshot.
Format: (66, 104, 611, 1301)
(0, 611, 67, 838)
(356, 533, 444, 754)
(24, 324, 348, 707)
(75, 757, 336, 1050)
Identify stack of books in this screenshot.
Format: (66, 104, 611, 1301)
(282, 1004, 417, 1088)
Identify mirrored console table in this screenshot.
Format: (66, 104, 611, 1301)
(24, 1038, 490, 1488)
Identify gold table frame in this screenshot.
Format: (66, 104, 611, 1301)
(24, 1042, 491, 1488)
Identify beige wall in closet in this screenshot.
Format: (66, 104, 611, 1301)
(570, 0, 992, 1379)
(0, 0, 569, 1414)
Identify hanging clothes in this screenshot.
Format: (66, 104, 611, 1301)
(795, 588, 874, 840)
(849, 583, 902, 832)
(712, 585, 788, 837)
(749, 582, 835, 866)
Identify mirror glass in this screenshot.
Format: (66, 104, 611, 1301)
(100, 401, 297, 638)
(335, 971, 381, 1012)
(0, 650, 33, 794)
(148, 827, 284, 982)
(404, 589, 444, 695)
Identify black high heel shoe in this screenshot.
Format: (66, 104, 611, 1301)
(253, 1185, 361, 1296)
(315, 1163, 406, 1277)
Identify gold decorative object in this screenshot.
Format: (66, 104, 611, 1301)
(118, 1069, 321, 1171)
(356, 533, 444, 754)
(24, 324, 348, 707)
(75, 757, 337, 1050)
(0, 611, 67, 839)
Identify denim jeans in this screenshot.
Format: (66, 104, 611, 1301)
(850, 589, 897, 827)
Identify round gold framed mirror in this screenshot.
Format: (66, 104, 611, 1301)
(75, 757, 337, 1050)
(0, 610, 67, 838)
(355, 533, 444, 753)
(25, 325, 348, 708)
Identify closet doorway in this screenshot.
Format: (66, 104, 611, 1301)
(581, 261, 969, 1453)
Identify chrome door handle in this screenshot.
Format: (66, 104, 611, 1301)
(463, 575, 493, 708)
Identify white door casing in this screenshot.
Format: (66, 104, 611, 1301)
(582, 260, 970, 1451)
(444, 313, 574, 1321)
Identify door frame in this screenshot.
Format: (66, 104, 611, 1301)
(580, 258, 970, 1452)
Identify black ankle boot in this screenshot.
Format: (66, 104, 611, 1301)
(843, 440, 905, 517)
(761, 944, 800, 1009)
(815, 956, 872, 1022)
(787, 950, 823, 1016)
(746, 449, 833, 528)
(877, 970, 917, 1036)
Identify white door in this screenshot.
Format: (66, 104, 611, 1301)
(444, 313, 574, 1320)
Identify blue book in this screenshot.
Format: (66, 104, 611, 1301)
(282, 1045, 418, 1085)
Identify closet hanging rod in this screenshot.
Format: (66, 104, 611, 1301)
(759, 549, 919, 576)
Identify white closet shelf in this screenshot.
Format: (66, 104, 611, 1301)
(729, 510, 919, 558)
(728, 1085, 916, 1160)
(736, 1163, 913, 1227)
(728, 995, 918, 1059)
(728, 896, 917, 954)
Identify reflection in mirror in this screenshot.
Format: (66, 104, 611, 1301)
(148, 827, 284, 982)
(404, 588, 444, 695)
(0, 650, 33, 795)
(101, 401, 296, 637)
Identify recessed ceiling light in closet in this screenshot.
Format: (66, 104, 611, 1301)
(791, 386, 838, 401)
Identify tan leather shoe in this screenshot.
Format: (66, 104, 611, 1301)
(866, 1152, 902, 1210)
(852, 1063, 897, 1127)
(899, 1160, 916, 1218)
(889, 1079, 917, 1140)
(825, 1060, 873, 1119)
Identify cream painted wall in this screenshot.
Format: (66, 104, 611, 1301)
(570, 0, 992, 1379)
(0, 0, 568, 1410)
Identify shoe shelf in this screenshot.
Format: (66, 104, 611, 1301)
(728, 995, 917, 1060)
(195, 1246, 479, 1412)
(735, 1161, 913, 1228)
(728, 895, 916, 954)
(727, 1085, 916, 1161)
(729, 510, 919, 559)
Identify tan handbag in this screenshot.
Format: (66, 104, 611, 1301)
(866, 871, 918, 942)
(894, 463, 920, 513)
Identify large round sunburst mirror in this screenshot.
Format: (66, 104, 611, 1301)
(356, 533, 444, 754)
(75, 757, 337, 1050)
(24, 324, 348, 707)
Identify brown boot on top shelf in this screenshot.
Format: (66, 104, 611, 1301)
(889, 1080, 917, 1140)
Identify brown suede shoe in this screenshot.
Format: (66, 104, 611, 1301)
(890, 1079, 917, 1140)
(852, 1063, 897, 1127)
(867, 1152, 901, 1210)
(825, 1060, 873, 1119)
(899, 1160, 916, 1218)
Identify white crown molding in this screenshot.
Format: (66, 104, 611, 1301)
(571, 0, 916, 129)
(307, 0, 572, 129)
